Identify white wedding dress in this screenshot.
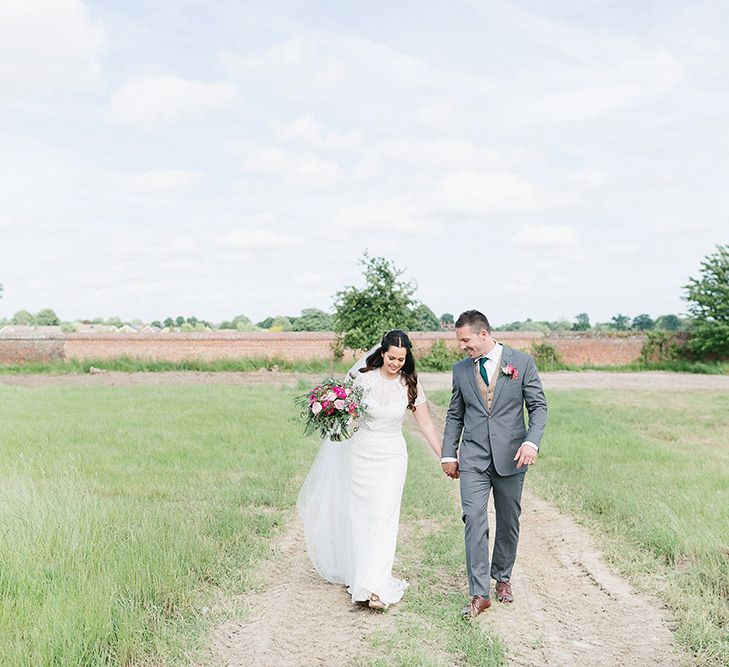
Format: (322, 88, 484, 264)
(297, 369, 426, 606)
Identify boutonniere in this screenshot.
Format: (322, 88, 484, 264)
(501, 364, 519, 380)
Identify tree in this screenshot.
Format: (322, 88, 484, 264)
(256, 316, 274, 329)
(631, 313, 655, 331)
(175, 316, 185, 327)
(333, 253, 417, 350)
(610, 314, 631, 331)
(151, 320, 163, 329)
(654, 314, 682, 331)
(409, 304, 440, 331)
(292, 308, 334, 331)
(440, 313, 454, 326)
(684, 245, 729, 357)
(163, 317, 175, 328)
(572, 312, 591, 331)
(232, 314, 256, 332)
(11, 310, 34, 325)
(269, 315, 293, 332)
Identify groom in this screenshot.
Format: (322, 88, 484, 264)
(441, 310, 547, 617)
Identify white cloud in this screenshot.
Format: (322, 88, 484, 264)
(124, 170, 207, 194)
(222, 228, 299, 251)
(106, 75, 239, 128)
(221, 35, 484, 101)
(515, 224, 577, 248)
(241, 146, 343, 188)
(0, 0, 104, 97)
(272, 116, 363, 152)
(221, 39, 347, 90)
(437, 171, 578, 216)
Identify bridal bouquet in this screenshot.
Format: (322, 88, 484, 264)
(296, 376, 368, 442)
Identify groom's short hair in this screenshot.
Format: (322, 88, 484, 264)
(455, 310, 491, 333)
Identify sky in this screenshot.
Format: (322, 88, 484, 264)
(1, 0, 727, 326)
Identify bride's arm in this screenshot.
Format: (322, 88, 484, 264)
(412, 403, 442, 458)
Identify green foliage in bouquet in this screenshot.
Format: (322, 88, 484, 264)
(296, 376, 369, 442)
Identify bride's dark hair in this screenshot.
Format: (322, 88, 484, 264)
(360, 329, 419, 411)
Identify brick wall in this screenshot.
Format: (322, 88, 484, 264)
(0, 330, 648, 366)
(0, 334, 65, 363)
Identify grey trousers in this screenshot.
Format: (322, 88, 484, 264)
(460, 465, 526, 597)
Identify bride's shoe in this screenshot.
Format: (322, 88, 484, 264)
(368, 594, 386, 610)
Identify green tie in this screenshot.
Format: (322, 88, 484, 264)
(479, 357, 489, 387)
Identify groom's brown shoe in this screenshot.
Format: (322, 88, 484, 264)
(495, 581, 514, 603)
(462, 595, 491, 618)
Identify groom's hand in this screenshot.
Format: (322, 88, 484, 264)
(442, 461, 460, 479)
(514, 444, 537, 469)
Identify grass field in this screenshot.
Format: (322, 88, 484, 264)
(0, 384, 314, 665)
(430, 388, 729, 666)
(1, 383, 505, 666)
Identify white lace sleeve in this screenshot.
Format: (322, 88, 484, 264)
(415, 380, 427, 406)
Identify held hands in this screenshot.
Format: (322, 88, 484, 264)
(514, 444, 538, 469)
(441, 461, 460, 479)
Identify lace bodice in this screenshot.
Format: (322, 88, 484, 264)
(354, 370, 426, 435)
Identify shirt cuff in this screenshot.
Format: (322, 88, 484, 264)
(441, 457, 458, 463)
(523, 441, 539, 452)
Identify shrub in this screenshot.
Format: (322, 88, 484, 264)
(417, 340, 464, 371)
(531, 341, 563, 370)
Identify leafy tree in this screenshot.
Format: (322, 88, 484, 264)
(186, 316, 199, 326)
(409, 304, 440, 331)
(610, 314, 631, 331)
(572, 312, 591, 331)
(11, 310, 34, 325)
(684, 245, 729, 357)
(292, 308, 334, 331)
(232, 314, 256, 332)
(256, 316, 275, 329)
(333, 253, 417, 350)
(440, 313, 454, 325)
(654, 314, 681, 331)
(270, 315, 293, 332)
(495, 318, 549, 333)
(547, 319, 572, 331)
(163, 317, 175, 328)
(175, 316, 185, 327)
(631, 313, 655, 330)
(150, 320, 163, 329)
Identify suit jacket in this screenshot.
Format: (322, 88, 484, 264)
(442, 345, 547, 476)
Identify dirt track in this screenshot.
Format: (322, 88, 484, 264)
(2, 369, 728, 391)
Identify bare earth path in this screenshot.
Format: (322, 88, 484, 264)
(3, 369, 729, 391)
(198, 405, 685, 667)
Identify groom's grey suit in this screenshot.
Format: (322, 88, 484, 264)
(443, 345, 547, 597)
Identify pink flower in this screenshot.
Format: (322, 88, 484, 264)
(311, 402, 323, 415)
(333, 386, 347, 399)
(333, 399, 345, 410)
(502, 364, 519, 380)
(326, 391, 337, 402)
(348, 402, 358, 415)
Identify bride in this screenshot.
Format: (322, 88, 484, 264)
(297, 329, 443, 609)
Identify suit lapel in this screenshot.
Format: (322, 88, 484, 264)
(490, 345, 510, 409)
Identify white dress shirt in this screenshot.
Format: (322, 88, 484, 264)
(441, 342, 538, 463)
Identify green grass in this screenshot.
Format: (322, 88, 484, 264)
(1, 383, 504, 666)
(430, 388, 729, 666)
(0, 356, 351, 375)
(0, 384, 312, 665)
